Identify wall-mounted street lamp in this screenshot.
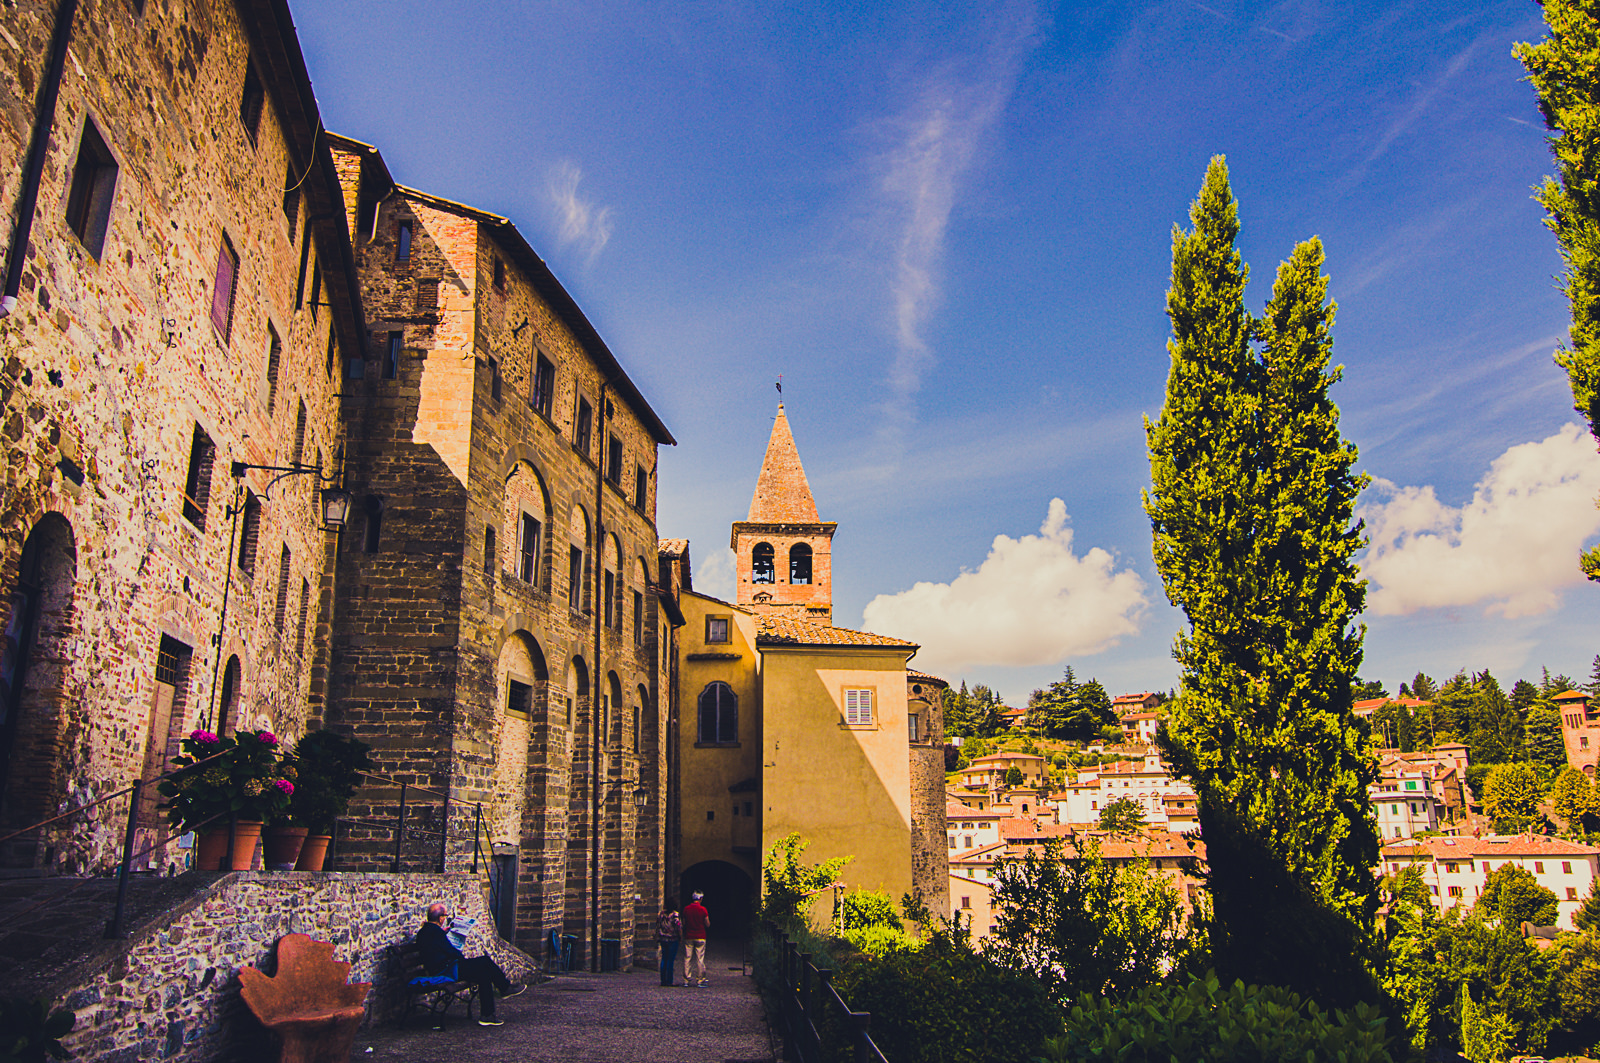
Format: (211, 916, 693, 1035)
(229, 460, 351, 531)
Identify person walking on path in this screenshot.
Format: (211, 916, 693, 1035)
(417, 902, 524, 1026)
(681, 891, 710, 986)
(656, 896, 682, 987)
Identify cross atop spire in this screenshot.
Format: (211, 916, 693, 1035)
(748, 404, 820, 523)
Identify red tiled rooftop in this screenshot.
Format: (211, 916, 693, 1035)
(755, 615, 916, 648)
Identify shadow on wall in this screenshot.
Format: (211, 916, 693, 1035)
(681, 860, 757, 940)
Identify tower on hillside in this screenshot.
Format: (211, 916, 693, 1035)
(730, 404, 837, 624)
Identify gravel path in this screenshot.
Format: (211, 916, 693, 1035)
(354, 940, 776, 1063)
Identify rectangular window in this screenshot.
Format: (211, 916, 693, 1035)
(908, 713, 920, 742)
(1571, 887, 1581, 901)
(283, 187, 299, 240)
(569, 546, 583, 610)
(362, 496, 382, 553)
(1535, 861, 1545, 874)
(492, 256, 506, 290)
(519, 514, 540, 583)
(64, 120, 117, 258)
(844, 688, 874, 726)
(634, 705, 642, 754)
(239, 61, 264, 143)
(265, 326, 282, 412)
(705, 617, 729, 644)
(295, 578, 310, 657)
(1445, 862, 1458, 874)
(309, 259, 321, 322)
(274, 546, 291, 633)
(603, 570, 616, 627)
(1563, 862, 1573, 874)
(635, 465, 648, 510)
(396, 220, 413, 262)
(532, 355, 554, 417)
(606, 435, 623, 484)
(326, 331, 337, 378)
(383, 331, 401, 380)
(236, 492, 261, 576)
(948, 836, 956, 849)
(484, 526, 496, 576)
(182, 424, 215, 529)
(416, 279, 439, 316)
(294, 241, 312, 311)
(291, 401, 307, 467)
(211, 238, 239, 342)
(489, 357, 502, 402)
(574, 398, 593, 456)
(960, 896, 971, 910)
(1447, 886, 1462, 898)
(633, 591, 644, 644)
(507, 679, 532, 717)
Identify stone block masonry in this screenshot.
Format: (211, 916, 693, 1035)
(59, 871, 534, 1063)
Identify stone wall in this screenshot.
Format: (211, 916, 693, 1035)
(0, 0, 361, 874)
(908, 675, 951, 917)
(60, 871, 534, 1063)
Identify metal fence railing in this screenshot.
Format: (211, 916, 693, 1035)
(764, 922, 889, 1063)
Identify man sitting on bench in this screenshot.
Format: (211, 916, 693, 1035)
(417, 902, 524, 1027)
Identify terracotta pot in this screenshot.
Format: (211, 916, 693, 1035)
(262, 826, 309, 870)
(194, 827, 229, 871)
(230, 820, 264, 871)
(295, 834, 332, 872)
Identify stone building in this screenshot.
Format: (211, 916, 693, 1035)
(320, 134, 675, 968)
(1556, 689, 1599, 777)
(668, 405, 949, 930)
(0, 0, 363, 873)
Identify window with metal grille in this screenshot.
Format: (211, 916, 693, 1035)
(568, 546, 583, 610)
(182, 424, 214, 529)
(265, 326, 281, 413)
(484, 525, 496, 576)
(606, 435, 622, 484)
(155, 635, 190, 686)
(237, 492, 261, 576)
(211, 238, 239, 341)
(64, 120, 117, 258)
(239, 61, 264, 143)
(383, 331, 401, 380)
(519, 514, 540, 583)
(292, 401, 307, 466)
(274, 546, 291, 633)
(532, 355, 554, 418)
(296, 578, 310, 657)
(697, 682, 737, 744)
(574, 398, 592, 456)
(507, 679, 532, 717)
(844, 688, 874, 726)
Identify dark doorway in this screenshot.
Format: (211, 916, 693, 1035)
(680, 860, 757, 940)
(0, 514, 77, 863)
(490, 852, 518, 941)
(135, 635, 192, 871)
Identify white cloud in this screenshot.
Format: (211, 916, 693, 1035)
(693, 547, 736, 604)
(1360, 423, 1600, 618)
(544, 160, 614, 264)
(861, 499, 1148, 676)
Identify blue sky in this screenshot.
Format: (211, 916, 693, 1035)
(295, 0, 1600, 704)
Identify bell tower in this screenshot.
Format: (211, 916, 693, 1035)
(731, 404, 837, 624)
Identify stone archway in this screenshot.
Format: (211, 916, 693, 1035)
(0, 513, 77, 862)
(680, 860, 758, 940)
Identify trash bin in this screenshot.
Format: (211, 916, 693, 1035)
(560, 934, 576, 972)
(599, 937, 620, 972)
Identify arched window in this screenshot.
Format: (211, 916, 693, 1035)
(698, 682, 737, 744)
(752, 543, 774, 584)
(789, 543, 812, 584)
(218, 655, 242, 736)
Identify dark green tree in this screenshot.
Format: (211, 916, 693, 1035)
(1482, 762, 1546, 834)
(1466, 671, 1523, 765)
(1525, 702, 1568, 771)
(1590, 653, 1600, 696)
(1576, 878, 1600, 932)
(1517, 8, 1600, 579)
(1003, 766, 1024, 788)
(1511, 678, 1542, 716)
(1098, 796, 1148, 834)
(1028, 667, 1117, 742)
(1352, 679, 1388, 700)
(1144, 157, 1378, 1006)
(1476, 863, 1560, 927)
(1410, 672, 1439, 701)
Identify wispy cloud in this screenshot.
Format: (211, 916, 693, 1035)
(1344, 38, 1481, 187)
(871, 1, 1041, 439)
(1359, 424, 1600, 618)
(862, 499, 1148, 677)
(544, 160, 615, 265)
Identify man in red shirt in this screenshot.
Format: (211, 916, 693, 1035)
(681, 891, 710, 986)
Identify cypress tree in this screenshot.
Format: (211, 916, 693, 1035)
(1516, 5, 1600, 579)
(1145, 157, 1380, 1005)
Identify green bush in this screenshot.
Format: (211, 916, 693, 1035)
(833, 932, 1059, 1063)
(1037, 971, 1394, 1063)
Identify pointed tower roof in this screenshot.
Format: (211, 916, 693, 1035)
(748, 405, 821, 523)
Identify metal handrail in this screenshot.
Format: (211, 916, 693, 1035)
(764, 922, 889, 1063)
(0, 748, 231, 848)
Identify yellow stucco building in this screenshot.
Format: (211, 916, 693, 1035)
(661, 406, 950, 935)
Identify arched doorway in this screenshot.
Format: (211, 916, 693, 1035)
(0, 514, 77, 855)
(681, 860, 758, 940)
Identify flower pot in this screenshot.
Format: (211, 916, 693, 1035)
(263, 826, 309, 871)
(230, 820, 264, 871)
(194, 827, 230, 872)
(295, 834, 332, 871)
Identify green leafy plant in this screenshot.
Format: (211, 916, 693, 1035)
(1038, 971, 1394, 1063)
(285, 730, 373, 834)
(0, 996, 74, 1063)
(761, 833, 850, 933)
(1474, 863, 1559, 928)
(1458, 982, 1513, 1063)
(157, 729, 293, 831)
(836, 888, 917, 958)
(1097, 797, 1148, 834)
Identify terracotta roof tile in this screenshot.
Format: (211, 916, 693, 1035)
(747, 406, 821, 523)
(755, 616, 916, 648)
(658, 538, 689, 557)
(908, 669, 948, 686)
(1381, 835, 1600, 859)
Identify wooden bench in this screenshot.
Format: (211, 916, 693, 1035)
(239, 934, 371, 1063)
(392, 940, 479, 1029)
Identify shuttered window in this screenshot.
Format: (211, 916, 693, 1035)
(211, 239, 238, 341)
(844, 688, 873, 726)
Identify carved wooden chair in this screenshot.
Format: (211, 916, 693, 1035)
(239, 933, 371, 1063)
